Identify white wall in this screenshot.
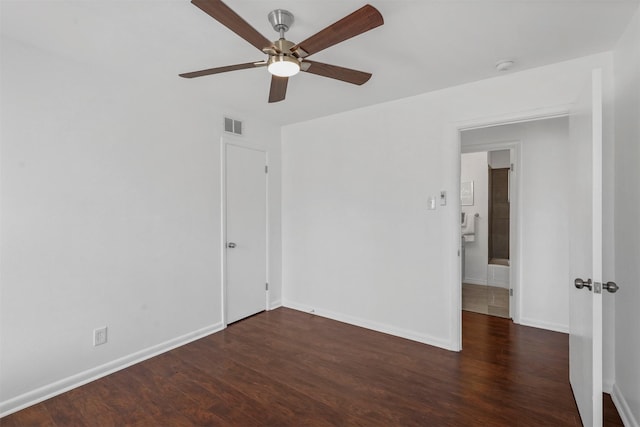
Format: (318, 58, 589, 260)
(488, 150, 510, 169)
(460, 152, 488, 285)
(0, 37, 282, 415)
(282, 52, 613, 351)
(462, 118, 571, 332)
(613, 5, 640, 426)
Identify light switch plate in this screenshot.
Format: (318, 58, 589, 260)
(428, 196, 436, 210)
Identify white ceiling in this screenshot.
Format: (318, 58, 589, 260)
(2, 0, 638, 125)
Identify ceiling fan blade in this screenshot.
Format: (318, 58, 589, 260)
(179, 61, 266, 78)
(291, 4, 383, 58)
(302, 60, 372, 85)
(268, 76, 288, 103)
(191, 0, 272, 51)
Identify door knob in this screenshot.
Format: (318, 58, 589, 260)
(574, 278, 592, 291)
(603, 281, 619, 293)
(227, 242, 236, 248)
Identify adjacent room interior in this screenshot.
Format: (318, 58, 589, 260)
(2, 0, 639, 425)
(460, 148, 512, 319)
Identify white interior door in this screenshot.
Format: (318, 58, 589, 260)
(225, 143, 267, 324)
(569, 69, 603, 427)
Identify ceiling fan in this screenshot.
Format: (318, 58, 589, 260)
(179, 0, 384, 103)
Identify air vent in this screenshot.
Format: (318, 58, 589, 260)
(224, 117, 243, 135)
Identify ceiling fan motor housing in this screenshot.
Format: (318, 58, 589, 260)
(273, 38, 296, 55)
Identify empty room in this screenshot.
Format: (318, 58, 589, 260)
(1, 0, 639, 426)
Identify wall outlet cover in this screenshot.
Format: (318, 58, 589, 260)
(93, 327, 108, 346)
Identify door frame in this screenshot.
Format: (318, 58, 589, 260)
(449, 105, 572, 351)
(220, 136, 270, 326)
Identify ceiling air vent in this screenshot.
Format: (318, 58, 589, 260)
(224, 117, 243, 136)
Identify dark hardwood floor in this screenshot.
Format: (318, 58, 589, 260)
(2, 308, 623, 426)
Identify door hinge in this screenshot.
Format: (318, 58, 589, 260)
(510, 163, 514, 172)
(509, 289, 513, 296)
(265, 165, 268, 173)
(265, 282, 269, 291)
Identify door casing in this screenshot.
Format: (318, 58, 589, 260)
(450, 106, 572, 351)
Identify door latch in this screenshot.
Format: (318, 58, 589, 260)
(594, 282, 602, 294)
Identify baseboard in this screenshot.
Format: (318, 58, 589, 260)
(0, 321, 225, 418)
(463, 278, 509, 289)
(462, 277, 487, 286)
(518, 316, 568, 334)
(269, 299, 282, 310)
(612, 383, 640, 427)
(282, 300, 455, 351)
(603, 378, 614, 394)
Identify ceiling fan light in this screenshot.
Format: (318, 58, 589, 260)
(268, 55, 300, 77)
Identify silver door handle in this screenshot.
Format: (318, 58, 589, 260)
(227, 242, 236, 248)
(574, 278, 592, 291)
(603, 281, 619, 293)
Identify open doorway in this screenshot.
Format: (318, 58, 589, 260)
(460, 149, 512, 319)
(458, 116, 573, 333)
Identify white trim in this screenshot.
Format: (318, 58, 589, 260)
(518, 316, 569, 334)
(612, 383, 639, 427)
(283, 300, 456, 351)
(450, 125, 463, 351)
(449, 105, 571, 352)
(456, 105, 572, 132)
(603, 379, 614, 395)
(0, 321, 225, 418)
(221, 137, 269, 325)
(265, 149, 270, 313)
(268, 299, 282, 310)
(463, 277, 488, 286)
(220, 139, 228, 325)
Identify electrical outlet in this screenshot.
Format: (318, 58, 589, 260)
(93, 327, 108, 346)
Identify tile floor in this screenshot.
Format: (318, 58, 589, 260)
(462, 283, 510, 318)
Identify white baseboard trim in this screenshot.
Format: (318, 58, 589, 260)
(518, 316, 568, 334)
(463, 277, 487, 286)
(603, 379, 614, 394)
(0, 321, 225, 418)
(612, 382, 639, 427)
(269, 299, 283, 310)
(282, 299, 455, 351)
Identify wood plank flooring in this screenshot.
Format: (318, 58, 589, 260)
(2, 308, 623, 426)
